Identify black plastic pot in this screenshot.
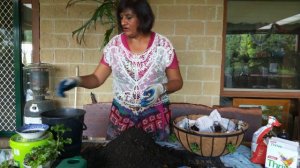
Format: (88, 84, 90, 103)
(40, 108, 87, 158)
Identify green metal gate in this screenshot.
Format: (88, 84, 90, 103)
(0, 0, 23, 136)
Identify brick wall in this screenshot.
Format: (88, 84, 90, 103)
(39, 0, 224, 108)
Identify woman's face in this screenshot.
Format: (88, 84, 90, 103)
(120, 9, 140, 38)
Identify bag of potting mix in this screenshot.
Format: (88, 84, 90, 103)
(250, 116, 281, 164)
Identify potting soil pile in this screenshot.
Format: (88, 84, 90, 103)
(81, 127, 225, 168)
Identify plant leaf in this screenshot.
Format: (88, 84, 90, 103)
(66, 0, 103, 8)
(226, 143, 237, 153)
(67, 0, 119, 49)
(190, 143, 200, 153)
(101, 26, 115, 50)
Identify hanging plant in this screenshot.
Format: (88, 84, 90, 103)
(66, 0, 120, 49)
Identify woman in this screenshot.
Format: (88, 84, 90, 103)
(57, 0, 183, 141)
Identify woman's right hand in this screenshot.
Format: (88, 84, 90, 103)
(56, 77, 80, 97)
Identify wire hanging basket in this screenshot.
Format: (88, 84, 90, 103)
(172, 114, 249, 157)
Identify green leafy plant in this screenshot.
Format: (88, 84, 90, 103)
(23, 124, 72, 168)
(66, 0, 120, 49)
(190, 143, 200, 153)
(226, 143, 237, 154)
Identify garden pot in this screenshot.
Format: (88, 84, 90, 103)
(40, 108, 87, 158)
(9, 132, 53, 168)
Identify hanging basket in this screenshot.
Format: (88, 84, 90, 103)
(172, 114, 249, 157)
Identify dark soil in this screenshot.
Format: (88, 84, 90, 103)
(81, 127, 225, 168)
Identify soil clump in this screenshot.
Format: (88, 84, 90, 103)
(81, 127, 224, 168)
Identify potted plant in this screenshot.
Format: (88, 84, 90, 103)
(23, 124, 72, 168)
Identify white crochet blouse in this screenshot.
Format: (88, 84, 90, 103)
(102, 32, 176, 114)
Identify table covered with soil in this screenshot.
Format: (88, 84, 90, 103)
(80, 127, 225, 168)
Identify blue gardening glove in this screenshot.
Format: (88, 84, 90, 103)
(56, 77, 80, 97)
(140, 83, 166, 107)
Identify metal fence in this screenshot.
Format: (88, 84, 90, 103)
(0, 0, 17, 133)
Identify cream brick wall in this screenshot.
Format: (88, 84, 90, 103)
(40, 0, 223, 108)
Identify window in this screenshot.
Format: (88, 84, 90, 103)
(21, 0, 39, 64)
(222, 0, 300, 98)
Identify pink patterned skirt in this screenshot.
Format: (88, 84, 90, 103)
(106, 99, 171, 141)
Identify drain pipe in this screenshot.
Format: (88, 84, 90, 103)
(74, 65, 79, 108)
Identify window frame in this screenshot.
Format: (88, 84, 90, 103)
(20, 0, 40, 63)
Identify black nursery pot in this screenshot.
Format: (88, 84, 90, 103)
(41, 108, 87, 158)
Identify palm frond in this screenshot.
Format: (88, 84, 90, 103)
(101, 26, 115, 50)
(66, 0, 103, 8)
(66, 0, 119, 48)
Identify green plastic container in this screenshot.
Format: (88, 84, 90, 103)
(9, 132, 53, 168)
(56, 156, 87, 168)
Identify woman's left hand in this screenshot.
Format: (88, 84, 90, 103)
(140, 83, 165, 107)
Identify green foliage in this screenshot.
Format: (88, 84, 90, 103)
(66, 0, 120, 49)
(226, 143, 236, 154)
(167, 133, 178, 143)
(23, 124, 72, 168)
(190, 143, 200, 153)
(262, 105, 283, 125)
(0, 159, 17, 168)
(277, 66, 296, 75)
(225, 33, 297, 78)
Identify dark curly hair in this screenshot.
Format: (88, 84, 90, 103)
(117, 0, 155, 34)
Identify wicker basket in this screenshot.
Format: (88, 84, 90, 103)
(173, 114, 249, 157)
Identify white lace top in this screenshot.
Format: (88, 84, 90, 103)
(102, 33, 176, 114)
